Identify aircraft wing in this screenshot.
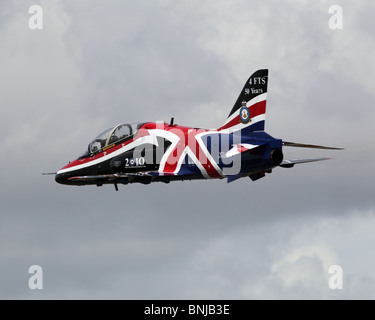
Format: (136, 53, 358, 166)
(279, 157, 332, 168)
(67, 172, 158, 182)
(66, 170, 181, 182)
(68, 174, 119, 182)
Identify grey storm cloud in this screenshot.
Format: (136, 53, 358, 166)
(1, 0, 375, 299)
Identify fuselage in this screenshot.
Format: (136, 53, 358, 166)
(55, 121, 283, 186)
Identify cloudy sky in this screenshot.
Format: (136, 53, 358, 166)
(1, 0, 375, 299)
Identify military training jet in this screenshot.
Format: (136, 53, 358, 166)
(52, 69, 343, 190)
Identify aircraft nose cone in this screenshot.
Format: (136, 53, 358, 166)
(55, 172, 69, 185)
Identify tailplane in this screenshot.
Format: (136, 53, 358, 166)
(219, 69, 268, 133)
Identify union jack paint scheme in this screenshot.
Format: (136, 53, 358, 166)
(53, 69, 343, 190)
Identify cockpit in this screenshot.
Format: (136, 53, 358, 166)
(80, 123, 143, 158)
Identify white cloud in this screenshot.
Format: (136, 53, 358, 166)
(174, 211, 375, 299)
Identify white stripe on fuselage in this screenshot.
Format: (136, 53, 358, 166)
(173, 146, 210, 178)
(57, 130, 172, 174)
(58, 128, 231, 178)
(194, 131, 224, 176)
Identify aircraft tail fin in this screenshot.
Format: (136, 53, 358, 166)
(218, 69, 268, 133)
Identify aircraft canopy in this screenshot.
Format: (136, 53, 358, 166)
(80, 123, 141, 158)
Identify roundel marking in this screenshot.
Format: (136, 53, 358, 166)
(129, 158, 135, 166)
(239, 106, 251, 124)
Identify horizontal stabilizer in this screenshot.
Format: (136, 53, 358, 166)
(280, 157, 331, 168)
(283, 141, 344, 150)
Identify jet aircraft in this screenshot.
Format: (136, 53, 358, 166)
(53, 69, 342, 190)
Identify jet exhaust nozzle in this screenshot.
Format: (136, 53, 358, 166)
(270, 149, 283, 165)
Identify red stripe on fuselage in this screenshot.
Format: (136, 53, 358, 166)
(59, 122, 222, 178)
(59, 137, 136, 171)
(59, 123, 167, 171)
(162, 126, 222, 178)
